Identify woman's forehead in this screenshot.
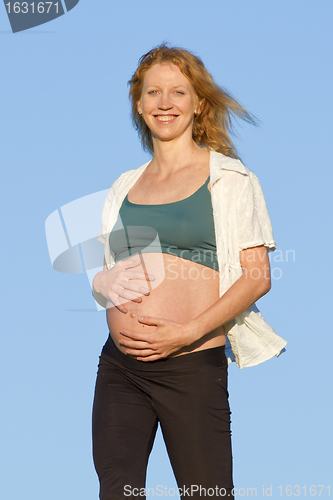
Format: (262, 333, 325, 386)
(143, 63, 192, 87)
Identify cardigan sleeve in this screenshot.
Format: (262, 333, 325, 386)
(93, 183, 117, 309)
(97, 170, 133, 246)
(97, 186, 114, 245)
(236, 171, 277, 252)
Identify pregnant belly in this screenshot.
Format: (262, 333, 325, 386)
(106, 252, 225, 358)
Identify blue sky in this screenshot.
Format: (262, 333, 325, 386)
(1, 1, 332, 499)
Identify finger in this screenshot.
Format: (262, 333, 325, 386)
(144, 271, 156, 283)
(114, 284, 146, 301)
(116, 305, 128, 313)
(117, 258, 155, 282)
(106, 298, 128, 314)
(119, 329, 148, 341)
(125, 271, 155, 282)
(111, 292, 135, 309)
(137, 316, 165, 326)
(117, 257, 141, 270)
(120, 281, 151, 296)
(120, 339, 152, 349)
(126, 348, 158, 357)
(137, 354, 164, 362)
(117, 289, 143, 302)
(114, 301, 128, 314)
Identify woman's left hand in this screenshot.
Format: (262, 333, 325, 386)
(119, 316, 194, 361)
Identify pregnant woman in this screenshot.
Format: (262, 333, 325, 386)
(91, 45, 287, 500)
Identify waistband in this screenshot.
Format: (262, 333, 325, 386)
(101, 333, 227, 372)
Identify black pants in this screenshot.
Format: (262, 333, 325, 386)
(92, 335, 234, 499)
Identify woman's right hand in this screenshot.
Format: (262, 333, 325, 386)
(92, 256, 155, 314)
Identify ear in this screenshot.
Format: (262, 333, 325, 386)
(137, 101, 142, 115)
(195, 97, 205, 115)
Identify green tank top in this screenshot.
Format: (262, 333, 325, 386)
(109, 175, 218, 271)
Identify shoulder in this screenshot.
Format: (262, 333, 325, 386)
(99, 161, 150, 236)
(103, 160, 150, 204)
(211, 152, 267, 206)
(211, 150, 248, 175)
(211, 151, 258, 188)
(210, 151, 256, 188)
(109, 160, 151, 192)
(110, 168, 138, 191)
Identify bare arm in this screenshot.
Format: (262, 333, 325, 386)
(184, 245, 271, 342)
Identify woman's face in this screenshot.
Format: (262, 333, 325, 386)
(137, 63, 199, 145)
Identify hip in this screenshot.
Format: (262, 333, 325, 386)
(100, 333, 228, 375)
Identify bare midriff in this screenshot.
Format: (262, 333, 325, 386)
(106, 252, 225, 358)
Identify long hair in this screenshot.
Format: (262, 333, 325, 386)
(128, 44, 257, 159)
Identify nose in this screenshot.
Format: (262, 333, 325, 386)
(158, 92, 172, 110)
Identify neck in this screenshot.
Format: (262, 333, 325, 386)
(148, 136, 208, 177)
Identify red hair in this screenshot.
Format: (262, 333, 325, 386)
(128, 44, 257, 158)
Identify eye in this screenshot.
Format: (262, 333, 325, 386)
(175, 91, 185, 95)
(148, 90, 158, 95)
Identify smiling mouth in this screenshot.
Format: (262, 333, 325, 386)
(154, 115, 178, 122)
